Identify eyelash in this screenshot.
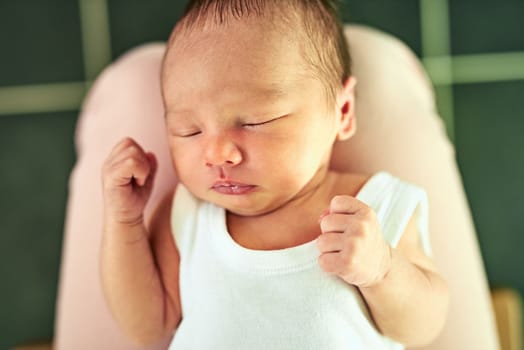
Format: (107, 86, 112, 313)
(173, 130, 201, 138)
(243, 115, 285, 128)
(175, 115, 284, 137)
(242, 119, 273, 128)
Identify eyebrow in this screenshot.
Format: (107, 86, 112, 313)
(252, 83, 290, 99)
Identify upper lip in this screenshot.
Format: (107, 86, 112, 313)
(211, 180, 253, 188)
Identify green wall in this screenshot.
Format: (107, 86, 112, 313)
(1, 0, 523, 348)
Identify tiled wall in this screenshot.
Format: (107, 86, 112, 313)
(1, 0, 523, 347)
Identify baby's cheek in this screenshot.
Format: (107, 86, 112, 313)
(171, 152, 197, 181)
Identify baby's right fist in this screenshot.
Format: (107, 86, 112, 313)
(102, 137, 157, 226)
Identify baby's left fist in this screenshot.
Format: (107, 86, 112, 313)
(316, 195, 392, 287)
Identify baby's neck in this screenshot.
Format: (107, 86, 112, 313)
(226, 171, 368, 251)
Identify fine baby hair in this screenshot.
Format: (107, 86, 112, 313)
(165, 0, 351, 108)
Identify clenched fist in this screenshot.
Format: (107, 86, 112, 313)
(102, 137, 157, 227)
(317, 195, 392, 288)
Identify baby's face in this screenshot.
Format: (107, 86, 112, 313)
(162, 19, 349, 216)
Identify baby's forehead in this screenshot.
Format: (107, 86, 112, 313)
(162, 36, 324, 113)
(163, 21, 313, 84)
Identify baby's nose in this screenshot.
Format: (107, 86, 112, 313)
(204, 135, 242, 167)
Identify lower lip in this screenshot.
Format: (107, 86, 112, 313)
(212, 185, 256, 195)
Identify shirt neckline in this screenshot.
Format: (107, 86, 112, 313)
(208, 172, 390, 273)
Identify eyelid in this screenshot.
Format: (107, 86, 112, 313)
(172, 130, 201, 138)
(242, 114, 288, 127)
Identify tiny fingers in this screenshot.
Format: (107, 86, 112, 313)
(143, 152, 158, 188)
(103, 138, 155, 188)
(146, 152, 157, 173)
(318, 252, 344, 275)
(316, 232, 345, 253)
(320, 213, 350, 233)
(329, 195, 370, 216)
(114, 154, 152, 187)
(108, 137, 142, 157)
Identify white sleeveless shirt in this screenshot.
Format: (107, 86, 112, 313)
(168, 172, 431, 350)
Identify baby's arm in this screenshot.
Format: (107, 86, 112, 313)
(317, 196, 449, 347)
(100, 137, 181, 346)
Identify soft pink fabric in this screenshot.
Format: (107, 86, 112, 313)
(54, 42, 175, 350)
(54, 25, 500, 350)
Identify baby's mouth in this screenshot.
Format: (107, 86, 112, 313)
(211, 181, 256, 195)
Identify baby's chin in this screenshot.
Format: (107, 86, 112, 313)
(183, 182, 295, 217)
(220, 201, 278, 218)
(225, 207, 271, 218)
(216, 196, 285, 218)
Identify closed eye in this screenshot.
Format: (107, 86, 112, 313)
(173, 130, 201, 138)
(242, 114, 288, 128)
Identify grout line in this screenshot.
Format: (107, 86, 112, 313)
(0, 83, 87, 116)
(420, 0, 451, 57)
(452, 52, 524, 84)
(423, 52, 524, 85)
(78, 0, 112, 81)
(420, 0, 455, 141)
(423, 56, 453, 86)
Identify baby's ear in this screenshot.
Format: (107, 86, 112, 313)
(336, 76, 357, 141)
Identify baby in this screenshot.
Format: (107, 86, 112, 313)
(101, 1, 449, 349)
